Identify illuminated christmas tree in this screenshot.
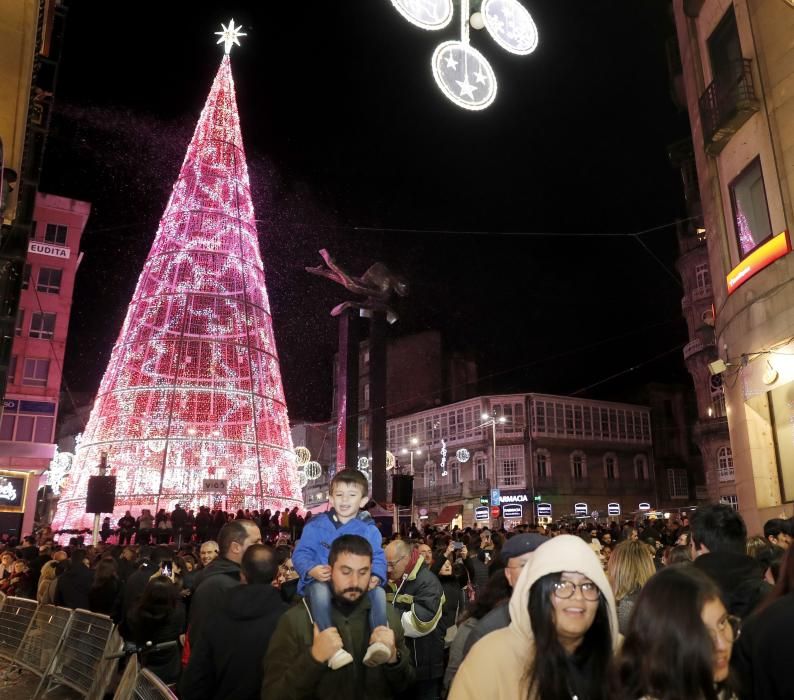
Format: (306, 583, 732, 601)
(53, 22, 303, 531)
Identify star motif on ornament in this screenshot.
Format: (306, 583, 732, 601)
(444, 53, 459, 70)
(215, 19, 246, 55)
(456, 75, 477, 99)
(474, 67, 488, 85)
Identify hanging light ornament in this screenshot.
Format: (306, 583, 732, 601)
(456, 448, 471, 463)
(294, 447, 311, 467)
(358, 457, 370, 470)
(388, 0, 538, 110)
(386, 451, 396, 470)
(305, 461, 322, 480)
(298, 469, 308, 488)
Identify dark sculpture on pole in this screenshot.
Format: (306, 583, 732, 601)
(307, 249, 408, 503)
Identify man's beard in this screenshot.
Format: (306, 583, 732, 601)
(332, 587, 366, 614)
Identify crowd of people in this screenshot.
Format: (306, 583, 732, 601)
(1, 474, 793, 699)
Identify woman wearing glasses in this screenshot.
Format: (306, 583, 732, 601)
(613, 565, 738, 700)
(450, 535, 618, 700)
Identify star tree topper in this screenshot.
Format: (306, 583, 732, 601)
(215, 19, 246, 54)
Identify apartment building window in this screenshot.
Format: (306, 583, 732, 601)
(15, 308, 24, 337)
(8, 355, 17, 384)
(36, 268, 63, 294)
(44, 223, 68, 245)
(424, 460, 437, 488)
(720, 494, 739, 511)
(667, 468, 689, 499)
(29, 312, 56, 339)
(571, 450, 587, 481)
(0, 409, 51, 442)
(358, 416, 369, 443)
(695, 263, 711, 291)
(21, 264, 31, 290)
(604, 453, 619, 480)
(710, 375, 727, 417)
(730, 158, 773, 258)
(717, 446, 735, 481)
(634, 454, 649, 481)
(708, 6, 742, 84)
(22, 358, 50, 387)
(497, 445, 523, 487)
(474, 452, 488, 482)
(450, 458, 460, 485)
(535, 448, 551, 479)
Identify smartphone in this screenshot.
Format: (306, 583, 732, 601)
(161, 560, 172, 577)
(452, 541, 463, 550)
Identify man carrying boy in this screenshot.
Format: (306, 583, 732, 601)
(293, 469, 390, 669)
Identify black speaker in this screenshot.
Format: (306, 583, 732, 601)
(392, 475, 413, 507)
(86, 476, 117, 514)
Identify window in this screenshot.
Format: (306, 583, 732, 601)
(497, 445, 523, 487)
(710, 375, 726, 418)
(15, 308, 24, 337)
(717, 446, 734, 481)
(34, 417, 54, 443)
(474, 452, 488, 482)
(362, 383, 370, 410)
(0, 415, 14, 440)
(571, 451, 587, 481)
(36, 267, 62, 294)
(44, 223, 67, 245)
(695, 263, 711, 291)
(15, 415, 34, 442)
(8, 355, 17, 383)
(708, 6, 742, 84)
(29, 312, 56, 339)
(667, 469, 689, 499)
(450, 459, 460, 485)
(424, 460, 437, 488)
(634, 454, 649, 481)
(358, 416, 369, 443)
(21, 264, 31, 290)
(535, 449, 551, 479)
(720, 494, 739, 511)
(23, 358, 49, 386)
(604, 453, 618, 480)
(730, 158, 772, 258)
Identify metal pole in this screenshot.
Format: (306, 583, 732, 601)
(92, 452, 108, 546)
(492, 419, 500, 529)
(410, 450, 414, 533)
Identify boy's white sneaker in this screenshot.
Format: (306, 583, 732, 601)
(362, 641, 392, 667)
(328, 648, 354, 670)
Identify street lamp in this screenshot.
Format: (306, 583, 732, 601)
(481, 412, 506, 526)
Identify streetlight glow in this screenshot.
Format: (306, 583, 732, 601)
(411, 437, 418, 445)
(481, 413, 489, 420)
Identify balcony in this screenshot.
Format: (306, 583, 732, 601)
(699, 59, 759, 155)
(683, 338, 704, 360)
(692, 284, 712, 301)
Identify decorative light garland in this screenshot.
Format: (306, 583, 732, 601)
(51, 23, 303, 531)
(385, 450, 396, 470)
(440, 439, 448, 477)
(294, 446, 311, 467)
(357, 457, 370, 470)
(305, 461, 322, 481)
(389, 0, 538, 110)
(456, 448, 471, 463)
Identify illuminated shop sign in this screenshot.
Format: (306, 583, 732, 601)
(727, 231, 791, 294)
(0, 473, 27, 511)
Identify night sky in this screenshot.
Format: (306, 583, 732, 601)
(40, 0, 693, 423)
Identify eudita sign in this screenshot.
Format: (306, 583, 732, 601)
(28, 240, 70, 260)
(727, 231, 791, 294)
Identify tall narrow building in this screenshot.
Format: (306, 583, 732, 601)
(53, 34, 302, 530)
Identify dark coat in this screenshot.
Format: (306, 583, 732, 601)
(387, 558, 447, 682)
(129, 603, 185, 685)
(461, 603, 511, 658)
(732, 592, 794, 699)
(181, 583, 287, 700)
(120, 561, 159, 637)
(187, 557, 241, 645)
(54, 562, 93, 609)
(693, 551, 772, 618)
(89, 578, 122, 621)
(262, 596, 414, 699)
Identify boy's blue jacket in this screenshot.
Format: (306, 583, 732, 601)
(292, 509, 387, 596)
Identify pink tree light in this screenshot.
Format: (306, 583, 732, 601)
(53, 52, 303, 531)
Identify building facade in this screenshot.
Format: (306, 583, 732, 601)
(385, 393, 659, 527)
(0, 192, 89, 536)
(671, 0, 794, 533)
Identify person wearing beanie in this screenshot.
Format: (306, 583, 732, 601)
(460, 533, 547, 659)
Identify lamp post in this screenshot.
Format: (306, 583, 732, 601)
(481, 412, 506, 527)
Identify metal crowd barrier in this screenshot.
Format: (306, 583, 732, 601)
(0, 596, 38, 662)
(132, 668, 178, 699)
(41, 608, 120, 699)
(13, 603, 74, 696)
